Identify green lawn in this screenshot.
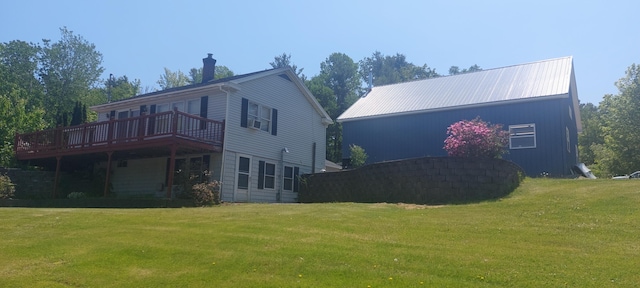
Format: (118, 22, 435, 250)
(1, 178, 639, 287)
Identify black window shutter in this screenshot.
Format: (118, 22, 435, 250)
(271, 108, 278, 136)
(140, 105, 147, 114)
(203, 155, 211, 173)
(293, 167, 300, 192)
(109, 110, 116, 119)
(258, 161, 265, 189)
(148, 104, 156, 135)
(241, 98, 248, 128)
(200, 96, 208, 130)
(200, 96, 208, 118)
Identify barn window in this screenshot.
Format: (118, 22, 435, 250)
(509, 124, 536, 149)
(569, 106, 573, 120)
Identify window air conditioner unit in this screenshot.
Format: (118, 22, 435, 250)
(248, 118, 261, 130)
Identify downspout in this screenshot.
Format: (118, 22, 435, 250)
(219, 85, 232, 201)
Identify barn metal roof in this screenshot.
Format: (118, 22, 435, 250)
(337, 56, 577, 122)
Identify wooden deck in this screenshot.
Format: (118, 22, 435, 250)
(15, 110, 225, 160)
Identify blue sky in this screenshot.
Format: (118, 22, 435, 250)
(2, 0, 638, 105)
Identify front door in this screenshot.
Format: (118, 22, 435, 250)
(235, 155, 251, 202)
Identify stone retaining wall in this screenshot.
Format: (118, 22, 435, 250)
(299, 157, 524, 204)
(0, 167, 55, 199)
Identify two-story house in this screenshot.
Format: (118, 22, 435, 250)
(15, 54, 332, 202)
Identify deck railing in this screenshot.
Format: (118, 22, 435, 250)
(14, 110, 224, 158)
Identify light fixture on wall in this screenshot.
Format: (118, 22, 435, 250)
(282, 147, 289, 153)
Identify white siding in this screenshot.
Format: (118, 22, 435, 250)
(221, 72, 327, 202)
(110, 158, 166, 197)
(209, 94, 227, 121)
(105, 153, 223, 198)
(220, 151, 237, 202)
(92, 88, 227, 123)
(90, 70, 328, 203)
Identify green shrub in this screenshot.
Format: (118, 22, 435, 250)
(190, 180, 221, 206)
(0, 174, 15, 199)
(349, 144, 368, 168)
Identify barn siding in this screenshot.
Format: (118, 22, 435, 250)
(342, 96, 577, 176)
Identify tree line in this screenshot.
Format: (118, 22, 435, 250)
(578, 64, 640, 177)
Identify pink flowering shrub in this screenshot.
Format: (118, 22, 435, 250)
(443, 117, 509, 158)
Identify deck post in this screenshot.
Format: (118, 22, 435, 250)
(107, 118, 114, 146)
(104, 151, 113, 197)
(172, 108, 179, 137)
(53, 156, 62, 198)
(166, 144, 177, 198)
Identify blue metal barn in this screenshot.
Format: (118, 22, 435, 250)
(338, 57, 581, 177)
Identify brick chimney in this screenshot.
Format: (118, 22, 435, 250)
(202, 53, 217, 83)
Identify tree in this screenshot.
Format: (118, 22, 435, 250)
(596, 64, 640, 175)
(349, 144, 368, 168)
(449, 64, 482, 75)
(443, 117, 509, 158)
(70, 101, 87, 126)
(107, 75, 141, 103)
(359, 51, 439, 87)
(157, 67, 190, 89)
(187, 66, 235, 84)
(0, 41, 47, 165)
(270, 52, 305, 80)
(320, 53, 360, 114)
(0, 40, 42, 107)
(316, 53, 361, 163)
(0, 66, 46, 166)
(306, 75, 337, 118)
(306, 75, 338, 161)
(39, 27, 104, 127)
(577, 102, 604, 167)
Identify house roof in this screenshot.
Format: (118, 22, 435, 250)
(94, 69, 275, 107)
(91, 67, 332, 125)
(337, 57, 580, 125)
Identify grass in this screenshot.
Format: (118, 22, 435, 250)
(1, 178, 639, 287)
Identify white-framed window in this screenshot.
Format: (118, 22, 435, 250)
(155, 99, 199, 133)
(187, 99, 201, 115)
(509, 124, 536, 149)
(247, 101, 271, 133)
(258, 161, 275, 189)
(283, 166, 300, 192)
(283, 166, 294, 191)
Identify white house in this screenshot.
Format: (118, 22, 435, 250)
(15, 54, 332, 202)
